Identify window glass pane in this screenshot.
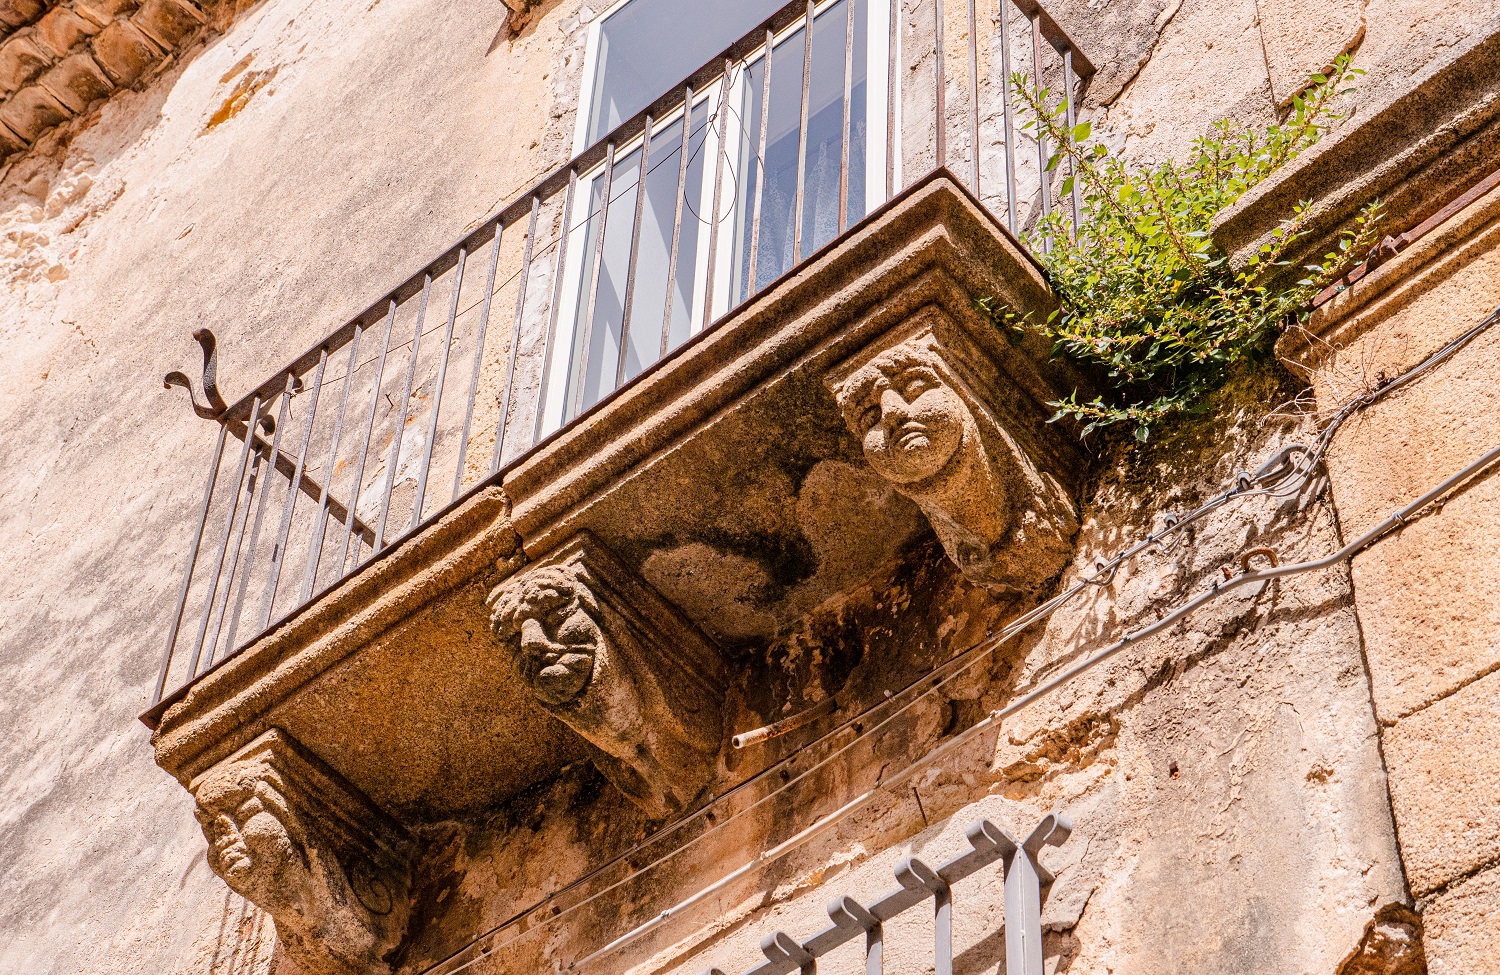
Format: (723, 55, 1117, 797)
(588, 0, 785, 145)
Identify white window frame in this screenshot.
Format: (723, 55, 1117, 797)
(541, 0, 892, 435)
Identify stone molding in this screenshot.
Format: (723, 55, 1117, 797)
(189, 729, 412, 975)
(1213, 18, 1500, 283)
(825, 308, 1079, 594)
(487, 531, 726, 818)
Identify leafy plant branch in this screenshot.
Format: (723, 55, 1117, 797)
(984, 55, 1385, 440)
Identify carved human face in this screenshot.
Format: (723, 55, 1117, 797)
(843, 353, 968, 485)
(193, 769, 301, 908)
(490, 568, 603, 707)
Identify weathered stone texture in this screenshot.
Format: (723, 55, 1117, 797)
(1383, 669, 1500, 897)
(1423, 863, 1500, 973)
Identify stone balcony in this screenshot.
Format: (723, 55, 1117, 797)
(146, 172, 1093, 972)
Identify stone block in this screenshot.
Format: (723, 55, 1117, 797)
(33, 6, 98, 58)
(39, 51, 113, 113)
(72, 0, 136, 29)
(0, 116, 26, 154)
(129, 0, 202, 50)
(89, 18, 160, 87)
(0, 0, 47, 30)
(1383, 668, 1500, 896)
(0, 34, 52, 94)
(1424, 862, 1500, 974)
(1316, 302, 1500, 719)
(0, 82, 70, 141)
(1255, 0, 1366, 106)
(1213, 23, 1500, 284)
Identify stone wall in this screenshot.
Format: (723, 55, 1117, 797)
(0, 0, 1495, 974)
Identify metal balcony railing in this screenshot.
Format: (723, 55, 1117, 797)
(149, 0, 1094, 711)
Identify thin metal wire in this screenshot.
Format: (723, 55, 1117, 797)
(663, 87, 695, 357)
(222, 375, 295, 655)
(376, 274, 432, 550)
(748, 35, 773, 294)
(489, 199, 537, 477)
(793, 0, 814, 264)
(411, 248, 466, 530)
(700, 63, 733, 330)
(933, 0, 946, 168)
(259, 347, 327, 630)
(571, 142, 616, 420)
(966, 0, 979, 192)
(417, 307, 1500, 975)
(190, 394, 263, 677)
(999, 0, 1017, 233)
(534, 170, 579, 443)
(839, 0, 856, 234)
(301, 327, 363, 601)
(339, 301, 398, 575)
(459, 224, 505, 494)
(617, 117, 654, 387)
(154, 422, 227, 702)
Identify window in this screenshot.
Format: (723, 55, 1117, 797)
(542, 0, 892, 431)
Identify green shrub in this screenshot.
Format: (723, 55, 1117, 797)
(985, 55, 1383, 440)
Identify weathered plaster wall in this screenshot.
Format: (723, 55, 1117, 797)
(0, 0, 1491, 973)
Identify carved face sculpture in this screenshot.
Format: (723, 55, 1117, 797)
(193, 764, 305, 911)
(836, 344, 970, 486)
(488, 563, 603, 707)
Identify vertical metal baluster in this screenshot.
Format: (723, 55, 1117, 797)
(967, 0, 979, 193)
(700, 61, 732, 330)
(459, 222, 507, 486)
(202, 417, 267, 671)
(533, 170, 579, 444)
(410, 249, 466, 531)
(839, 0, 855, 234)
(301, 328, 363, 601)
(376, 273, 433, 551)
(933, 0, 946, 169)
(258, 347, 327, 630)
(616, 116, 654, 387)
(747, 39, 772, 295)
(886, 0, 898, 197)
(1029, 9, 1050, 239)
(793, 1, 813, 264)
(570, 142, 615, 420)
(154, 422, 227, 702)
(867, 924, 884, 975)
(662, 86, 693, 356)
(339, 301, 397, 575)
(188, 395, 263, 678)
(934, 883, 953, 975)
(1063, 46, 1081, 236)
(487, 200, 535, 477)
(222, 374, 295, 655)
(999, 0, 1017, 233)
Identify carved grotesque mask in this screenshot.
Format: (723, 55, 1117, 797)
(836, 345, 969, 486)
(193, 765, 302, 910)
(488, 564, 604, 707)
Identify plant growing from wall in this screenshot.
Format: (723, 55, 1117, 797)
(986, 56, 1383, 440)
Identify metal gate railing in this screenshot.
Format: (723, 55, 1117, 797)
(704, 813, 1073, 975)
(149, 0, 1094, 713)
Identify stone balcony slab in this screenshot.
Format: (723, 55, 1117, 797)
(150, 171, 1089, 839)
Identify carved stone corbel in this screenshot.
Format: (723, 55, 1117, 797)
(826, 308, 1080, 594)
(189, 729, 411, 975)
(487, 532, 726, 819)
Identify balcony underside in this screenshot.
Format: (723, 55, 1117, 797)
(149, 171, 1089, 825)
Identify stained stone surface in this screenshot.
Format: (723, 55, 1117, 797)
(0, 0, 1493, 973)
